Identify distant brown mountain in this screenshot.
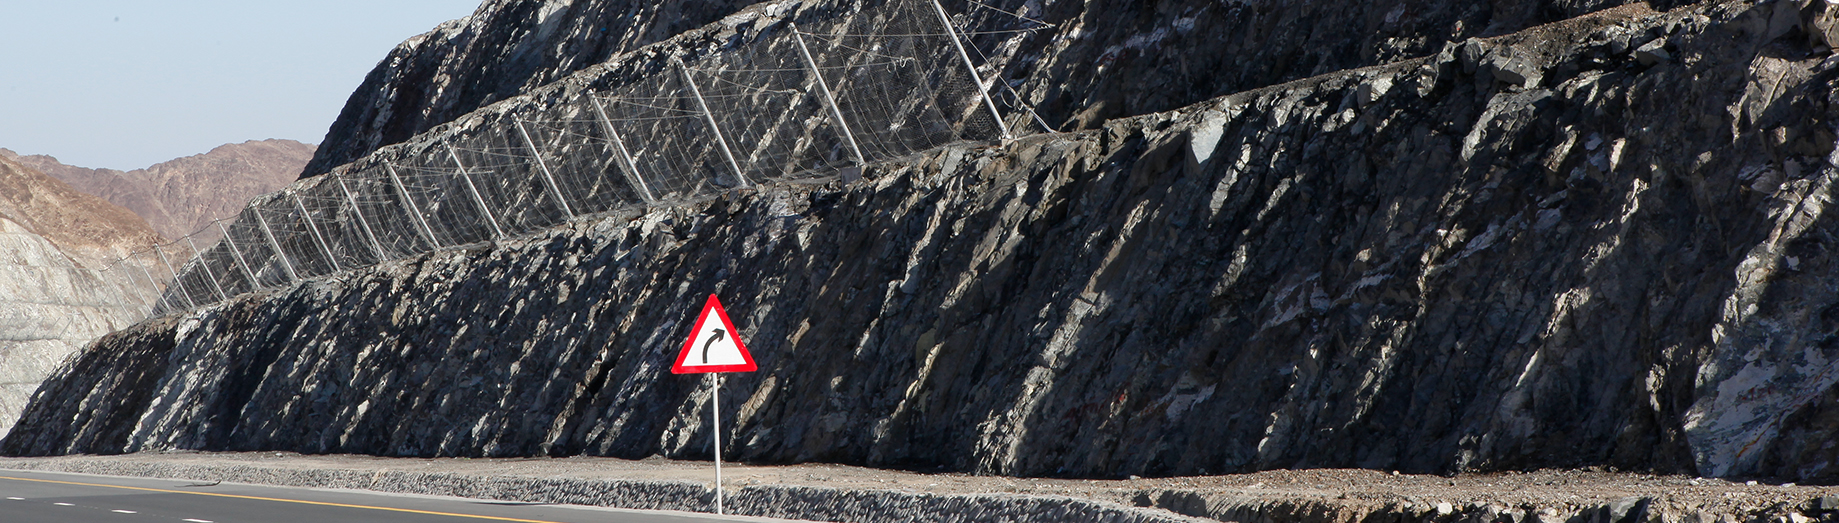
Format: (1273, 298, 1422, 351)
(0, 154, 162, 266)
(0, 139, 314, 240)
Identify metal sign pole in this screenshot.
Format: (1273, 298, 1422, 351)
(185, 236, 230, 302)
(386, 163, 443, 249)
(792, 23, 869, 168)
(294, 193, 342, 273)
(445, 141, 507, 239)
(712, 372, 724, 515)
(677, 59, 751, 188)
(672, 294, 756, 516)
(928, 0, 1014, 142)
(587, 93, 658, 203)
(218, 222, 261, 286)
(514, 117, 577, 219)
(152, 245, 198, 310)
(253, 206, 301, 283)
(336, 174, 389, 261)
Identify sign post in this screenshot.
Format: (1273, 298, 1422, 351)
(672, 294, 757, 515)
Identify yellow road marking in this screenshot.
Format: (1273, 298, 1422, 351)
(0, 474, 563, 523)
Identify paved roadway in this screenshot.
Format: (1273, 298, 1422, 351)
(0, 469, 760, 523)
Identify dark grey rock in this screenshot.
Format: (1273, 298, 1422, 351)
(297, 0, 760, 179)
(1358, 77, 1394, 107)
(1416, 57, 1449, 99)
(1489, 54, 1542, 89)
(1459, 39, 1489, 75)
(301, 0, 1692, 179)
(1633, 40, 1671, 66)
(1766, 0, 1803, 42)
(1608, 497, 1649, 523)
(1803, 0, 1839, 49)
(18, 0, 1839, 487)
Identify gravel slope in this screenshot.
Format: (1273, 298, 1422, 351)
(3, 452, 1835, 523)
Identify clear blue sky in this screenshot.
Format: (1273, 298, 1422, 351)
(0, 1, 484, 170)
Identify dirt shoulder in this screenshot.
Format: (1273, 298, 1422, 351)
(1, 452, 1835, 523)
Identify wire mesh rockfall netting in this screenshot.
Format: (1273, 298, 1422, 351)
(112, 0, 1047, 319)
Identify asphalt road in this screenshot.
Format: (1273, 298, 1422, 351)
(0, 469, 761, 523)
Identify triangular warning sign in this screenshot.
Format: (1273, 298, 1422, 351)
(672, 294, 757, 374)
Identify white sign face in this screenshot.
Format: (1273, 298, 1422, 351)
(672, 294, 756, 374)
(684, 311, 747, 366)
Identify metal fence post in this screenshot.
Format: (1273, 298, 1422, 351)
(678, 58, 751, 187)
(293, 193, 342, 273)
(587, 93, 658, 203)
(445, 141, 508, 239)
(514, 117, 576, 219)
(132, 257, 177, 314)
(186, 236, 230, 302)
(253, 205, 301, 284)
(929, 0, 1013, 142)
(100, 2, 1024, 318)
(110, 256, 155, 309)
(218, 222, 261, 287)
(336, 174, 389, 261)
(152, 245, 198, 310)
(386, 162, 442, 250)
(792, 23, 869, 168)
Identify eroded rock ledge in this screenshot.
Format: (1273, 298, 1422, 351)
(13, 0, 1839, 484)
(306, 0, 1696, 179)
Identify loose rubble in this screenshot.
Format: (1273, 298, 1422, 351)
(5, 453, 1839, 523)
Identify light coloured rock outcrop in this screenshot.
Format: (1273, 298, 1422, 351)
(0, 218, 151, 436)
(0, 155, 160, 437)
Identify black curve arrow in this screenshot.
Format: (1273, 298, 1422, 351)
(703, 328, 726, 364)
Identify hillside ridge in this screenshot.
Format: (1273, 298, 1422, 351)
(1, 139, 313, 241)
(16, 0, 1839, 487)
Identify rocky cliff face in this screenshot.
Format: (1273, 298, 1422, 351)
(961, 0, 1700, 133)
(0, 155, 159, 437)
(298, 0, 760, 178)
(302, 0, 1690, 180)
(16, 0, 1839, 482)
(3, 140, 315, 240)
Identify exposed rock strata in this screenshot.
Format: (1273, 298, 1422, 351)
(0, 218, 152, 437)
(0, 156, 159, 437)
(18, 0, 1839, 483)
(298, 0, 759, 178)
(302, 0, 1688, 179)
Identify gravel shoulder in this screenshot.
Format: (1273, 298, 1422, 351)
(2, 452, 1836, 523)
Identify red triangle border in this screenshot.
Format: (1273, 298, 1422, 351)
(671, 294, 757, 374)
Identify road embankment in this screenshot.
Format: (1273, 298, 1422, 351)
(3, 453, 1835, 523)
